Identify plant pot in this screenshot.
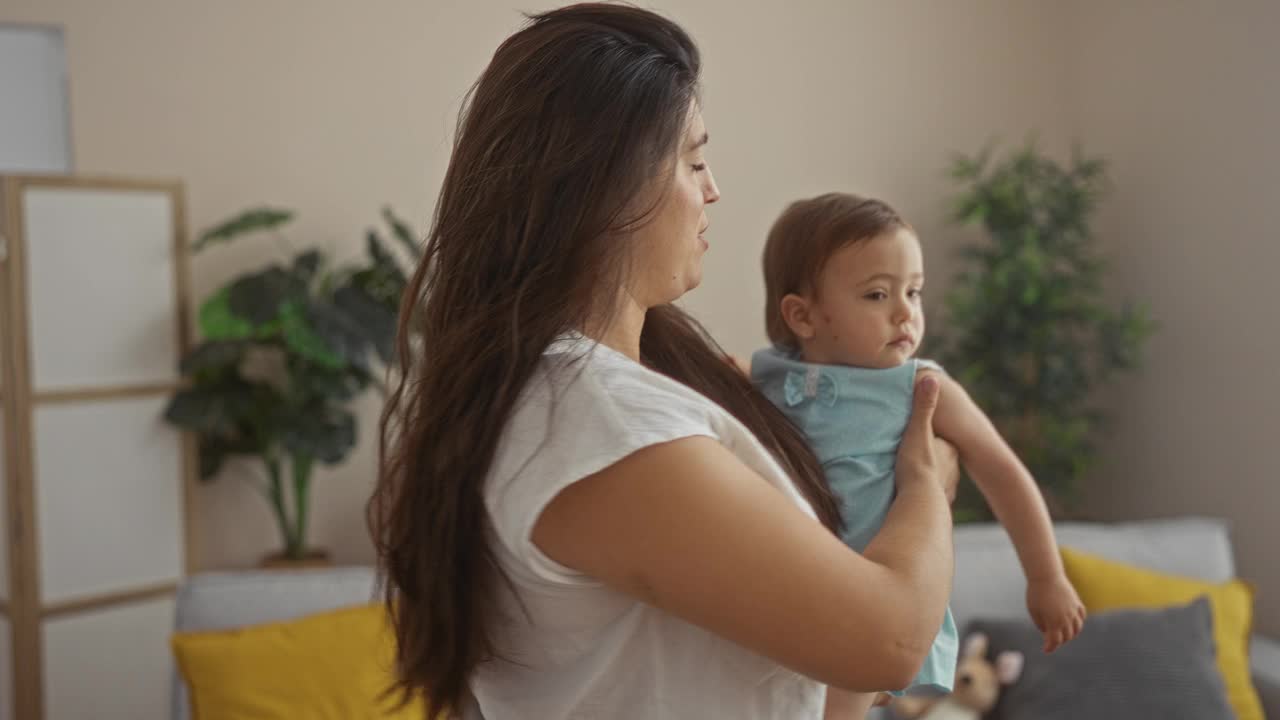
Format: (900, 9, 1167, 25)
(258, 548, 332, 570)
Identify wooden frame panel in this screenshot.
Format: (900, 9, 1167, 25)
(0, 175, 194, 720)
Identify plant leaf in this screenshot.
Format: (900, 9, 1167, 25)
(279, 301, 344, 369)
(228, 266, 302, 326)
(198, 287, 255, 340)
(294, 365, 367, 402)
(164, 388, 230, 432)
(179, 340, 249, 375)
(194, 208, 294, 252)
(365, 229, 395, 270)
(196, 433, 259, 481)
(333, 285, 397, 363)
(383, 206, 423, 260)
(292, 249, 324, 283)
(281, 406, 356, 464)
(306, 300, 372, 369)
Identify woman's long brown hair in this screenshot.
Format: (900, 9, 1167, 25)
(368, 4, 839, 716)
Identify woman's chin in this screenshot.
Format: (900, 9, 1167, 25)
(684, 268, 703, 294)
(675, 264, 703, 295)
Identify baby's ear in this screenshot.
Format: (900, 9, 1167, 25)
(996, 651, 1024, 685)
(779, 293, 815, 341)
(963, 632, 989, 659)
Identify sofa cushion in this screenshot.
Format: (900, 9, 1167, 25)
(951, 517, 1233, 631)
(172, 603, 423, 719)
(1062, 546, 1261, 720)
(968, 597, 1233, 720)
(1252, 633, 1280, 714)
(174, 566, 378, 632)
(171, 567, 379, 720)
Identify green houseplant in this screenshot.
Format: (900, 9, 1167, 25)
(164, 207, 420, 563)
(933, 143, 1155, 521)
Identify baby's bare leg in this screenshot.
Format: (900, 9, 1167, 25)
(824, 688, 879, 720)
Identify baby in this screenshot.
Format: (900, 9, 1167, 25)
(749, 193, 1085, 719)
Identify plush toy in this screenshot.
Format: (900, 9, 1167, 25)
(889, 633, 1024, 720)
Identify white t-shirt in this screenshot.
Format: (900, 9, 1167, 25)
(472, 334, 826, 719)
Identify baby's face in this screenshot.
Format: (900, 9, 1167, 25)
(799, 227, 925, 369)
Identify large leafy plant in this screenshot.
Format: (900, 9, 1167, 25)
(165, 207, 419, 560)
(933, 143, 1155, 521)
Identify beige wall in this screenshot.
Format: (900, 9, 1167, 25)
(6, 0, 1276, 636)
(0, 0, 1072, 571)
(1062, 1, 1280, 634)
(0, 0, 516, 570)
(675, 1, 1073, 353)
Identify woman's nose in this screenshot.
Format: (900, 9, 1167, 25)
(703, 168, 721, 204)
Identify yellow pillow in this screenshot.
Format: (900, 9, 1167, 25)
(1061, 547, 1261, 720)
(172, 603, 425, 720)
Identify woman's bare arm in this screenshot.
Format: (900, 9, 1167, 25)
(534, 377, 953, 691)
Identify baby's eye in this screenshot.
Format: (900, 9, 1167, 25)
(864, 291, 888, 301)
(908, 288, 923, 299)
(691, 163, 707, 172)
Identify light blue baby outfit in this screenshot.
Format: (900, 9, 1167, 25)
(751, 346, 958, 694)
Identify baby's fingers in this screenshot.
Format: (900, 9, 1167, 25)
(1052, 612, 1084, 649)
(1043, 627, 1062, 653)
(1049, 614, 1079, 652)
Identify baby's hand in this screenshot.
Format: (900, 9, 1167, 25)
(1026, 575, 1086, 653)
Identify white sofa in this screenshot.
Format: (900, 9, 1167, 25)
(869, 516, 1280, 718)
(171, 517, 1280, 719)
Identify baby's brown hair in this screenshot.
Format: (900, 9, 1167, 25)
(762, 192, 908, 348)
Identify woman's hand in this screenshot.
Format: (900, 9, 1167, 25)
(895, 375, 945, 497)
(931, 434, 960, 504)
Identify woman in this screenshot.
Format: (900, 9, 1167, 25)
(369, 4, 957, 718)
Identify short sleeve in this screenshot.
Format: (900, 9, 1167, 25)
(484, 354, 719, 585)
(916, 358, 948, 376)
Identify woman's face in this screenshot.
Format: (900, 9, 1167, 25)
(629, 107, 721, 306)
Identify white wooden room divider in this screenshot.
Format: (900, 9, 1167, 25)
(0, 174, 196, 720)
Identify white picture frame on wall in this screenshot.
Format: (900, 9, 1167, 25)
(0, 24, 73, 174)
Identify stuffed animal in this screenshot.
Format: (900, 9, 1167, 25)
(889, 633, 1024, 720)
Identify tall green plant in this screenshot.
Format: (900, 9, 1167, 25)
(164, 207, 420, 559)
(934, 143, 1154, 521)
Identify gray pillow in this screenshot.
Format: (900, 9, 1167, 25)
(966, 596, 1233, 720)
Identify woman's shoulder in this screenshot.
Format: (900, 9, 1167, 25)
(522, 339, 723, 447)
(488, 336, 727, 502)
(484, 340, 727, 583)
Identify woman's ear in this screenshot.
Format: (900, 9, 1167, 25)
(780, 293, 817, 341)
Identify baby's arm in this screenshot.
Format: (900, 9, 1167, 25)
(926, 370, 1085, 651)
